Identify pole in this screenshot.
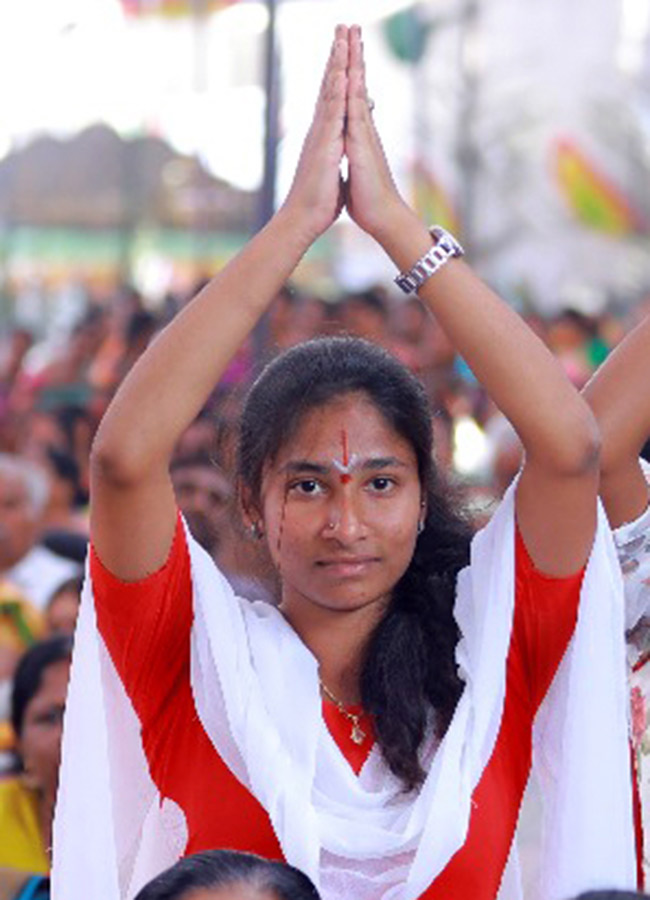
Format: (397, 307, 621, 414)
(455, 0, 480, 258)
(257, 0, 281, 231)
(252, 0, 281, 367)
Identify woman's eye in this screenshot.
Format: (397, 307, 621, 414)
(369, 476, 394, 492)
(31, 706, 65, 728)
(290, 479, 323, 496)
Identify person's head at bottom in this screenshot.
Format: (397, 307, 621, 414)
(572, 892, 649, 899)
(133, 850, 321, 900)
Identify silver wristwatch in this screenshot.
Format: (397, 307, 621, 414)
(394, 226, 464, 295)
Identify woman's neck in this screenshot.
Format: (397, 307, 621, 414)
(280, 596, 388, 706)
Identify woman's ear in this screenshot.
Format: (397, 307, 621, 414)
(238, 481, 265, 540)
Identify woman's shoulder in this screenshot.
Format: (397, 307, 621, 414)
(0, 778, 38, 816)
(0, 779, 47, 879)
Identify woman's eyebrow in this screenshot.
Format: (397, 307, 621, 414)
(281, 456, 408, 475)
(361, 456, 408, 470)
(282, 460, 331, 475)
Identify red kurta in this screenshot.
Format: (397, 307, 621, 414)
(91, 514, 582, 899)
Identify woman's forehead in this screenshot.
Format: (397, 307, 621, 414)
(275, 395, 414, 462)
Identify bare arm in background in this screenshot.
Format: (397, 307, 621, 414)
(582, 312, 650, 527)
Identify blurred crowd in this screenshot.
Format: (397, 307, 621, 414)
(1, 272, 650, 890)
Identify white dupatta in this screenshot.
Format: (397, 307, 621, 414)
(52, 481, 635, 900)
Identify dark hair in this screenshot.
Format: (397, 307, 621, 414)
(238, 336, 471, 790)
(345, 288, 388, 318)
(11, 635, 73, 739)
(46, 445, 81, 491)
(133, 849, 321, 900)
(572, 894, 649, 900)
(126, 310, 158, 345)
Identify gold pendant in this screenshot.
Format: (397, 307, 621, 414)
(351, 721, 365, 745)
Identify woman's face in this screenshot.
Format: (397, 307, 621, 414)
(258, 393, 423, 622)
(17, 659, 70, 799)
(46, 588, 81, 636)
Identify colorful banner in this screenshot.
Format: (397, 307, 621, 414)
(411, 161, 461, 236)
(554, 137, 646, 235)
(120, 0, 240, 17)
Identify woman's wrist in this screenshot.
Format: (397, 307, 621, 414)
(369, 203, 435, 274)
(266, 204, 326, 260)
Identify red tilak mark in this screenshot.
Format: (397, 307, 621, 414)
(340, 429, 350, 485)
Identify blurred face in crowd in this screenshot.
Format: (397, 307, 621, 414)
(175, 419, 218, 459)
(18, 658, 70, 801)
(0, 471, 39, 570)
(171, 463, 233, 557)
(46, 584, 81, 636)
(342, 298, 387, 343)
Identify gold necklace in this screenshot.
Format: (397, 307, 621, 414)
(319, 680, 366, 745)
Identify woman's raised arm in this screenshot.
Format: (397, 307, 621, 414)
(344, 25, 599, 576)
(90, 28, 349, 581)
(582, 312, 650, 527)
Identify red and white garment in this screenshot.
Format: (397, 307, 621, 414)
(613, 458, 650, 885)
(52, 481, 635, 900)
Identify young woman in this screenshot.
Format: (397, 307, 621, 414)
(53, 24, 634, 900)
(583, 310, 650, 886)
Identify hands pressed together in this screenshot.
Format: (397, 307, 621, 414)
(283, 24, 410, 244)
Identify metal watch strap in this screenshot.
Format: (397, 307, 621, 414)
(394, 225, 464, 295)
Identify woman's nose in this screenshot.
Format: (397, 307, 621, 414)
(323, 492, 367, 542)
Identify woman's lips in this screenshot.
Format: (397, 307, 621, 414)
(316, 556, 379, 577)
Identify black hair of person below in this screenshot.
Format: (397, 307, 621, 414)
(133, 849, 321, 900)
(10, 635, 74, 739)
(238, 336, 472, 791)
(572, 893, 649, 899)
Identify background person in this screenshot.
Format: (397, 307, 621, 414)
(0, 456, 81, 614)
(583, 310, 650, 886)
(0, 637, 71, 876)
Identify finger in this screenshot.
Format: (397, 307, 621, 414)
(313, 29, 348, 133)
(346, 25, 374, 130)
(318, 25, 349, 102)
